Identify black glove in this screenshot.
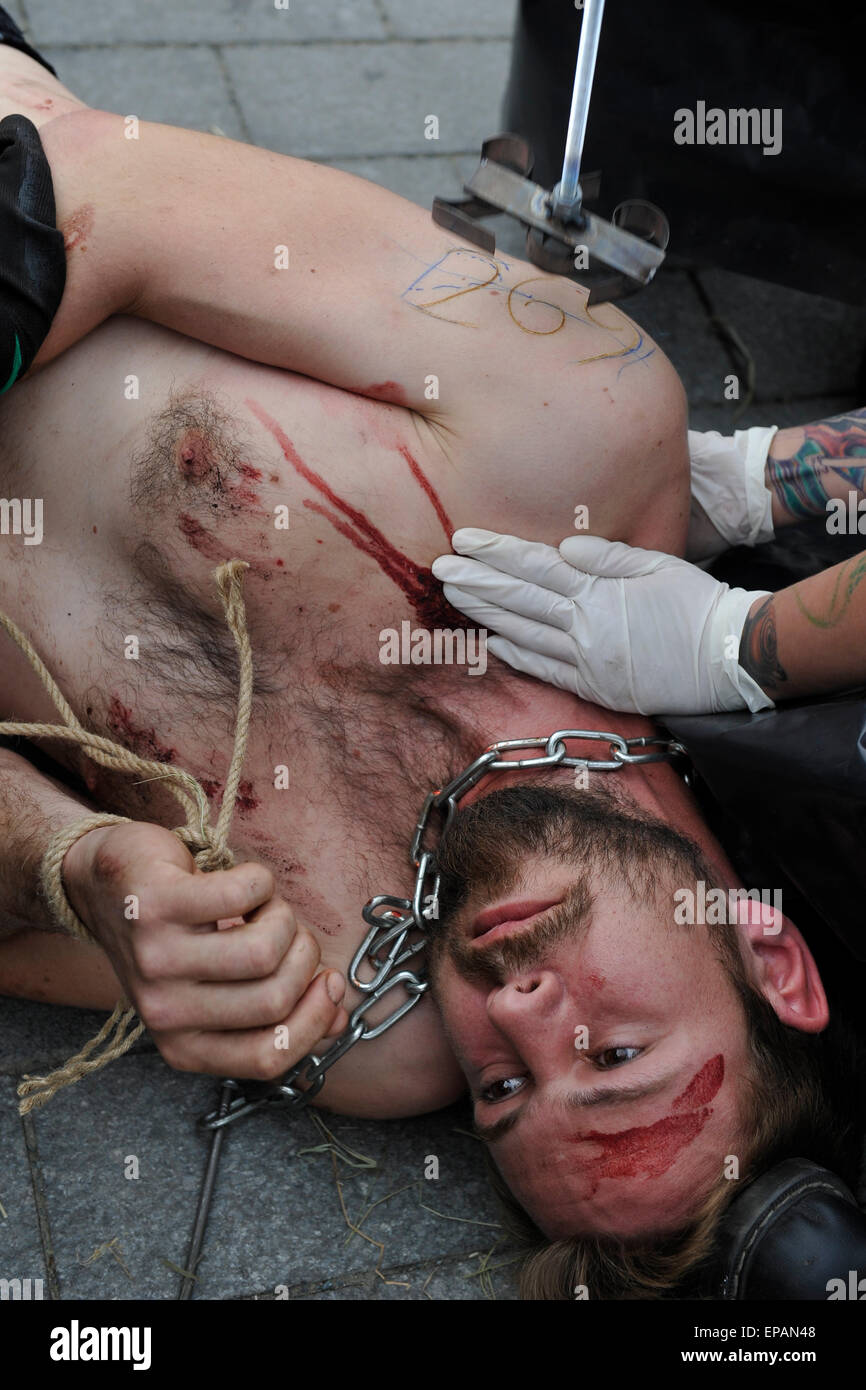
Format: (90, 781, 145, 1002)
(0, 113, 66, 395)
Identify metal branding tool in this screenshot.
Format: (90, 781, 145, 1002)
(432, 0, 669, 302)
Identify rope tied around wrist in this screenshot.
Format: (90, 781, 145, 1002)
(0, 560, 254, 1114)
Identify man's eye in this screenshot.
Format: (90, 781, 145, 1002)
(593, 1046, 643, 1070)
(479, 1076, 527, 1104)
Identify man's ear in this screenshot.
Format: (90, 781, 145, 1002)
(733, 898, 829, 1033)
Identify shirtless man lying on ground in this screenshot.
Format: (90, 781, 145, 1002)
(0, 36, 863, 1297)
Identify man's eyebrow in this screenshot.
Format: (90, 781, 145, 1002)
(472, 1072, 677, 1147)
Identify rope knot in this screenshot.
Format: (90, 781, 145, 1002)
(5, 558, 255, 1114)
(190, 839, 235, 874)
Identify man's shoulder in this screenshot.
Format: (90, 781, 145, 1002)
(309, 998, 465, 1120)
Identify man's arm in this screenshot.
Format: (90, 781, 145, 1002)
(766, 409, 866, 528)
(738, 548, 866, 701)
(686, 408, 866, 563)
(434, 527, 866, 715)
(0, 744, 95, 934)
(31, 107, 529, 416)
(25, 104, 691, 554)
(0, 744, 350, 1079)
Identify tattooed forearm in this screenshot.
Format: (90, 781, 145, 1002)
(738, 595, 788, 692)
(793, 552, 866, 629)
(766, 409, 866, 521)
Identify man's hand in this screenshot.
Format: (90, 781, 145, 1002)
(433, 527, 774, 716)
(63, 820, 348, 1080)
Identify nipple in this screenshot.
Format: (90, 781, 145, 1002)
(175, 429, 218, 483)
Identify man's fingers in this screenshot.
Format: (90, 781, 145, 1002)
(439, 528, 585, 596)
(137, 924, 322, 1029)
(440, 584, 578, 664)
(155, 971, 348, 1081)
(148, 860, 276, 926)
(136, 895, 298, 983)
(438, 563, 578, 630)
(486, 636, 584, 695)
(558, 533, 675, 578)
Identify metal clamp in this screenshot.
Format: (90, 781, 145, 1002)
(433, 134, 668, 304)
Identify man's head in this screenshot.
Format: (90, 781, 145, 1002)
(426, 781, 832, 1260)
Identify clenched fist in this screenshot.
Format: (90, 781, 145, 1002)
(62, 820, 348, 1080)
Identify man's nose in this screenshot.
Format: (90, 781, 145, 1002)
(487, 969, 570, 1064)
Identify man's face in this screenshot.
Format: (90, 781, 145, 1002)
(427, 784, 753, 1241)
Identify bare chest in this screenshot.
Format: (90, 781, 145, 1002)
(0, 318, 670, 955)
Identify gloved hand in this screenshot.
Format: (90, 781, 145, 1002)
(686, 426, 778, 563)
(432, 528, 775, 716)
(0, 114, 66, 395)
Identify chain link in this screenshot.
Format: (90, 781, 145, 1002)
(199, 728, 687, 1130)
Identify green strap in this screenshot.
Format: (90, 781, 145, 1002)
(0, 334, 23, 396)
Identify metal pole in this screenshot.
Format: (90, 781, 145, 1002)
(178, 1078, 237, 1299)
(552, 0, 606, 222)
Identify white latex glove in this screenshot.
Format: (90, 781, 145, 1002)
(686, 425, 778, 563)
(432, 528, 775, 716)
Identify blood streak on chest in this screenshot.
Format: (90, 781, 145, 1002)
(571, 1054, 725, 1192)
(200, 775, 260, 815)
(106, 697, 177, 764)
(178, 513, 226, 562)
(244, 397, 468, 629)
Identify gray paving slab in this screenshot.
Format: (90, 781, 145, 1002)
(0, 1078, 49, 1295)
(695, 268, 866, 401)
(3, 0, 25, 30)
(193, 1101, 507, 1298)
(302, 1251, 520, 1299)
(12, 1037, 507, 1301)
(365, 1109, 507, 1263)
(192, 1105, 391, 1297)
(380, 0, 519, 39)
(23, 0, 386, 44)
(322, 152, 465, 207)
(688, 395, 858, 436)
(0, 996, 154, 1078)
(28, 1055, 218, 1299)
(41, 44, 248, 138)
(223, 38, 511, 158)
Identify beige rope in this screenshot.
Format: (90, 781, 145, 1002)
(39, 813, 133, 942)
(0, 560, 254, 1114)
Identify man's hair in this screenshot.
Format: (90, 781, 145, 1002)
(430, 780, 863, 1297)
(490, 916, 864, 1300)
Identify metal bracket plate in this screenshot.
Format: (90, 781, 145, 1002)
(433, 134, 669, 303)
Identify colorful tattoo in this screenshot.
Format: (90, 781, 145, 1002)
(739, 595, 788, 691)
(793, 551, 866, 629)
(766, 410, 866, 521)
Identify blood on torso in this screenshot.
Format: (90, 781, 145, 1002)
(0, 314, 690, 1113)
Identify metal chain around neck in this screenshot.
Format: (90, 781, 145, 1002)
(199, 728, 688, 1130)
